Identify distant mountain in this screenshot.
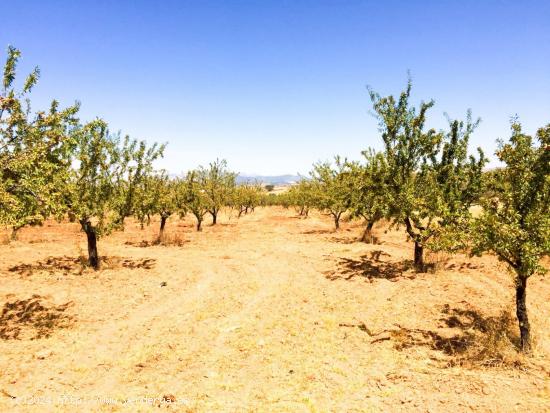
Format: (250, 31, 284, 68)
(236, 174, 301, 185)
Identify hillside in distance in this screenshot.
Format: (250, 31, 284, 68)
(236, 174, 301, 185)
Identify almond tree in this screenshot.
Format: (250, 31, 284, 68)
(133, 174, 157, 230)
(310, 157, 353, 230)
(0, 46, 79, 238)
(65, 119, 120, 269)
(287, 179, 315, 217)
(135, 171, 177, 240)
(369, 80, 486, 270)
(113, 136, 164, 228)
(471, 122, 549, 353)
(234, 181, 263, 217)
(197, 159, 237, 225)
(347, 150, 389, 243)
(180, 170, 209, 231)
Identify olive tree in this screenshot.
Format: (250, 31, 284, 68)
(369, 80, 486, 270)
(0, 46, 79, 238)
(471, 122, 549, 353)
(65, 119, 120, 269)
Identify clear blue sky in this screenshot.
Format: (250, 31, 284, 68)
(3, 0, 549, 175)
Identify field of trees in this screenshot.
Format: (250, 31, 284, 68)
(1, 48, 549, 411)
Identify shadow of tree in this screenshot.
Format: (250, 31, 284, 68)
(389, 305, 521, 367)
(328, 236, 361, 245)
(116, 257, 156, 269)
(329, 233, 380, 245)
(125, 240, 156, 248)
(125, 237, 188, 248)
(0, 295, 74, 340)
(445, 262, 484, 271)
(8, 256, 87, 276)
(302, 229, 334, 235)
(326, 250, 413, 281)
(8, 255, 156, 276)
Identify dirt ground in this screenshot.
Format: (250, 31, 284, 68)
(0, 207, 549, 412)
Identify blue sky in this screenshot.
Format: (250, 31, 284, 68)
(3, 0, 549, 175)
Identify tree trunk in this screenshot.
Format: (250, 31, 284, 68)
(334, 213, 340, 230)
(211, 211, 217, 225)
(414, 241, 424, 272)
(159, 215, 167, 240)
(80, 220, 100, 270)
(360, 221, 375, 243)
(112, 214, 125, 231)
(196, 218, 202, 231)
(404, 218, 425, 272)
(516, 276, 531, 353)
(10, 227, 20, 241)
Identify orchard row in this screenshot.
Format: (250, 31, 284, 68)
(1, 47, 548, 353)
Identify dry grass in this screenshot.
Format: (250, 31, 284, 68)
(156, 232, 188, 247)
(0, 207, 549, 412)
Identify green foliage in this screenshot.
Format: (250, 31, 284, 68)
(179, 170, 209, 231)
(197, 159, 237, 224)
(285, 179, 316, 216)
(369, 79, 486, 269)
(472, 122, 549, 277)
(233, 181, 263, 217)
(113, 135, 165, 227)
(470, 122, 549, 352)
(66, 119, 120, 236)
(346, 150, 389, 241)
(310, 157, 353, 229)
(134, 170, 177, 231)
(0, 46, 79, 236)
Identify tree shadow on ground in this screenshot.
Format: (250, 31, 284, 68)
(329, 235, 381, 245)
(269, 215, 302, 222)
(7, 256, 156, 276)
(339, 305, 522, 368)
(302, 229, 334, 235)
(125, 240, 157, 248)
(125, 236, 188, 248)
(387, 305, 521, 367)
(445, 262, 484, 271)
(326, 250, 414, 282)
(0, 295, 74, 340)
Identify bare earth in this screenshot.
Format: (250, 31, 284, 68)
(0, 207, 549, 412)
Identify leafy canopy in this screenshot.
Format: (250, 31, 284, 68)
(472, 122, 550, 278)
(0, 46, 79, 230)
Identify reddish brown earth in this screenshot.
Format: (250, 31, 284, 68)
(0, 207, 549, 412)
